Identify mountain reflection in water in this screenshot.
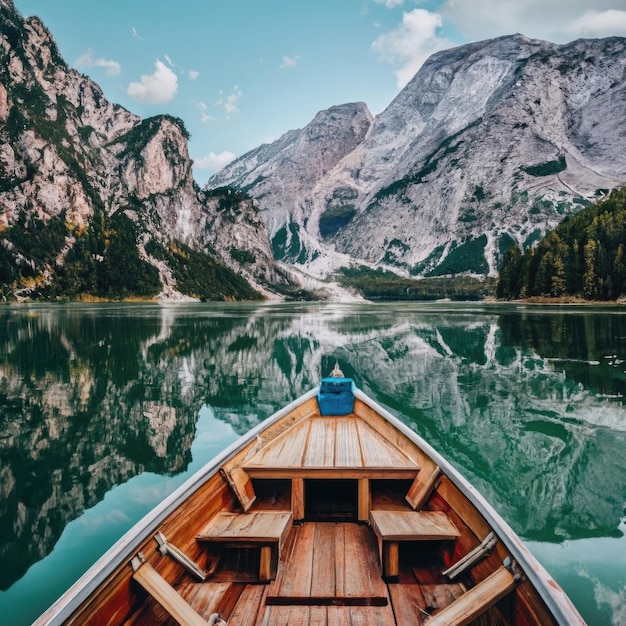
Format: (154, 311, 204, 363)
(0, 302, 625, 625)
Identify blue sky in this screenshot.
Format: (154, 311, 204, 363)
(13, 0, 626, 185)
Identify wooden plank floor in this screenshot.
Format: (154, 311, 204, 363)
(258, 604, 397, 625)
(388, 583, 466, 625)
(266, 522, 388, 606)
(127, 580, 241, 625)
(128, 522, 469, 626)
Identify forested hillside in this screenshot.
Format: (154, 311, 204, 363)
(0, 1, 293, 302)
(497, 187, 626, 300)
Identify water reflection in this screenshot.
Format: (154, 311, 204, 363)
(499, 309, 626, 399)
(0, 303, 625, 599)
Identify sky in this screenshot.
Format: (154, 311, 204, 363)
(12, 0, 626, 185)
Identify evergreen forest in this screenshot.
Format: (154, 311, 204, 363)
(497, 187, 626, 300)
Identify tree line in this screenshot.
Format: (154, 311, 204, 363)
(497, 187, 626, 300)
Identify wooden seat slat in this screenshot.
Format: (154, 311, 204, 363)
(334, 417, 363, 467)
(357, 420, 416, 467)
(370, 510, 460, 542)
(245, 420, 310, 467)
(196, 511, 292, 543)
(304, 418, 336, 467)
(242, 415, 419, 473)
(244, 466, 419, 480)
(132, 562, 207, 626)
(427, 565, 517, 625)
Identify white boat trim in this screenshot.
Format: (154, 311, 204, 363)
(36, 388, 320, 625)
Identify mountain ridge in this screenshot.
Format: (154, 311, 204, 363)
(0, 1, 301, 301)
(208, 34, 626, 281)
(3, 0, 626, 301)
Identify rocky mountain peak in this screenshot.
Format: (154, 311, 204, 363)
(209, 101, 374, 239)
(207, 34, 626, 280)
(0, 4, 301, 301)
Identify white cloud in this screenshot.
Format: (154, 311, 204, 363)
(74, 49, 121, 76)
(216, 85, 242, 115)
(127, 60, 178, 104)
(374, 0, 406, 7)
(196, 101, 214, 123)
(438, 1, 626, 43)
(372, 9, 454, 87)
(568, 10, 626, 38)
(280, 55, 300, 69)
(194, 151, 236, 172)
(188, 69, 200, 80)
(131, 26, 142, 40)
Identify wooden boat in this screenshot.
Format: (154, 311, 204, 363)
(34, 366, 586, 625)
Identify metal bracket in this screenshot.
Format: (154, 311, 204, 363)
(154, 531, 208, 581)
(503, 556, 524, 581)
(130, 551, 146, 573)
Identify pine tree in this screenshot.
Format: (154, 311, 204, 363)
(615, 243, 626, 297)
(583, 239, 599, 299)
(497, 187, 626, 301)
(496, 244, 523, 299)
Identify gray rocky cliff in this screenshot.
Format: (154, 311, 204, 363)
(208, 34, 626, 279)
(0, 2, 290, 301)
(209, 102, 374, 240)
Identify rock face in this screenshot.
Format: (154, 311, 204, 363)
(208, 34, 626, 278)
(215, 103, 374, 239)
(0, 2, 287, 300)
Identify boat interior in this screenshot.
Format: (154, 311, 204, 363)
(58, 389, 562, 626)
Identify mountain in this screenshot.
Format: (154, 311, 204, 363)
(0, 0, 297, 301)
(208, 34, 626, 280)
(4, 0, 626, 300)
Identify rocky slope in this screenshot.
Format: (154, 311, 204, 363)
(208, 34, 626, 279)
(0, 0, 292, 301)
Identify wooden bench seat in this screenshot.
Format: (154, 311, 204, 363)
(196, 511, 292, 581)
(369, 510, 460, 581)
(427, 564, 518, 625)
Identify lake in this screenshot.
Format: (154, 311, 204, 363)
(0, 302, 625, 625)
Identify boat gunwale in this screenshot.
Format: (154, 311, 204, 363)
(33, 387, 321, 626)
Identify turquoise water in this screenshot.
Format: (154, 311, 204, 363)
(0, 302, 624, 625)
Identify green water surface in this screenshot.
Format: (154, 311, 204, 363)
(0, 302, 624, 625)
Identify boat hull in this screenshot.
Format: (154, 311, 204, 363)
(33, 384, 586, 626)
